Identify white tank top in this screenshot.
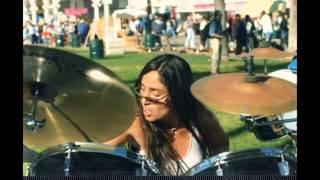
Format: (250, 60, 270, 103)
(139, 128, 203, 175)
(176, 132, 203, 175)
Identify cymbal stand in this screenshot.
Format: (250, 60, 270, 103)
(243, 56, 269, 75)
(242, 56, 261, 83)
(23, 89, 46, 132)
(242, 56, 255, 75)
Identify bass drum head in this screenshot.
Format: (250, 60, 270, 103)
(29, 142, 158, 176)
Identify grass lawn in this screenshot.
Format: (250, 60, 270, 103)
(23, 47, 295, 175)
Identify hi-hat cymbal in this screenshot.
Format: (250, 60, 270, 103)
(23, 45, 137, 146)
(236, 47, 295, 60)
(191, 73, 297, 115)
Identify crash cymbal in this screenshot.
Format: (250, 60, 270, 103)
(237, 47, 295, 60)
(23, 144, 38, 163)
(191, 73, 297, 115)
(23, 45, 137, 146)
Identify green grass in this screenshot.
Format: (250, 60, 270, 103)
(23, 47, 295, 175)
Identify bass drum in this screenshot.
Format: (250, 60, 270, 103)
(28, 142, 159, 176)
(185, 148, 297, 176)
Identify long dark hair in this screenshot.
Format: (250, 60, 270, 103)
(135, 54, 217, 175)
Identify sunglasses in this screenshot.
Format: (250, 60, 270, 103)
(134, 87, 169, 104)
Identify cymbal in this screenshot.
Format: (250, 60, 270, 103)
(23, 144, 38, 163)
(236, 48, 295, 60)
(23, 45, 137, 146)
(191, 73, 297, 115)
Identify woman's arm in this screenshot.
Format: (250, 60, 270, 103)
(103, 130, 130, 146)
(103, 114, 145, 149)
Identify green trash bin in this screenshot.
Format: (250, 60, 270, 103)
(89, 39, 104, 59)
(55, 35, 64, 47)
(71, 34, 81, 47)
(144, 33, 155, 49)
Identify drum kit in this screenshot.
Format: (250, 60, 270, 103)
(189, 47, 297, 175)
(23, 46, 297, 176)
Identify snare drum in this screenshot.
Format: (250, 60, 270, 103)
(28, 142, 159, 176)
(185, 148, 297, 176)
(240, 115, 288, 141)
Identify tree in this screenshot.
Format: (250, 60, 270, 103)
(214, 0, 228, 58)
(287, 0, 297, 52)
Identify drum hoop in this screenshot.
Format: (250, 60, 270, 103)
(29, 142, 144, 171)
(186, 148, 296, 175)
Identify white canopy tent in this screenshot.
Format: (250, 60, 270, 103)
(112, 8, 147, 18)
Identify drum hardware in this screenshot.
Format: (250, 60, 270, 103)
(23, 89, 46, 132)
(240, 114, 297, 142)
(242, 56, 255, 78)
(64, 146, 71, 176)
(24, 81, 93, 142)
(62, 143, 79, 176)
(215, 160, 224, 176)
(278, 153, 290, 176)
(240, 116, 255, 131)
(139, 155, 160, 175)
(252, 118, 296, 126)
(139, 155, 148, 176)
